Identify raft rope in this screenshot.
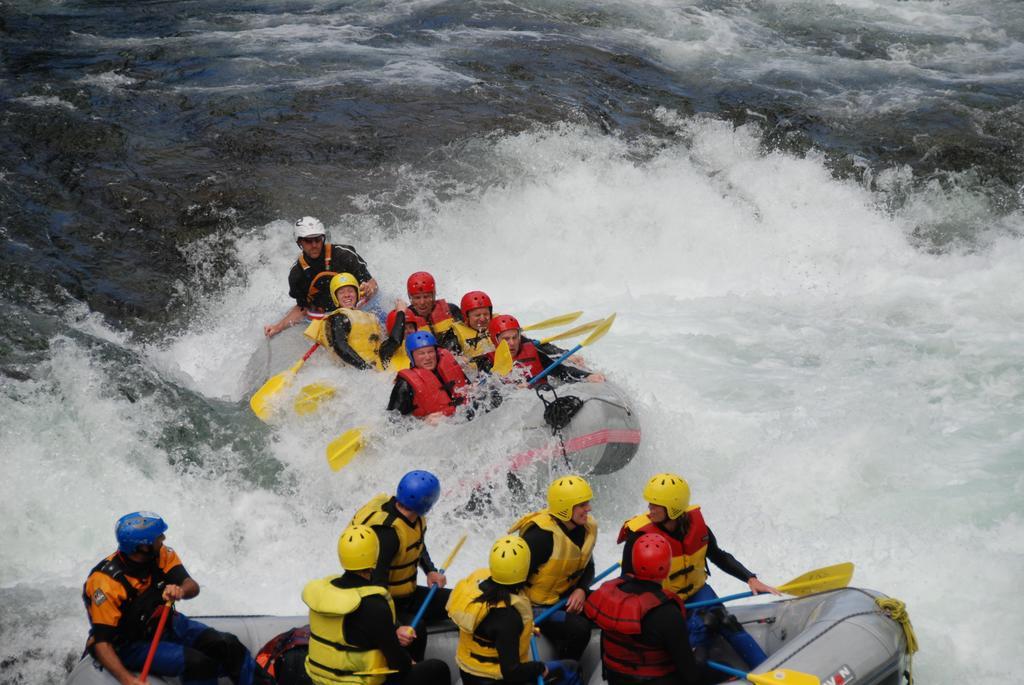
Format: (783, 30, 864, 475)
(767, 589, 918, 685)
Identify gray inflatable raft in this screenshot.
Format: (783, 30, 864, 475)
(65, 588, 908, 685)
(495, 380, 641, 478)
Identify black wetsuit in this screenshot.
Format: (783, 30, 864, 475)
(366, 498, 447, 661)
(521, 521, 595, 660)
(602, 578, 702, 685)
(328, 310, 403, 370)
(288, 244, 372, 311)
(268, 573, 450, 685)
(459, 579, 547, 685)
(620, 526, 755, 587)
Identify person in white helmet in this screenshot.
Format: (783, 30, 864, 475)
(263, 217, 378, 338)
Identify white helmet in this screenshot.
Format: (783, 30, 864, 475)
(294, 216, 326, 241)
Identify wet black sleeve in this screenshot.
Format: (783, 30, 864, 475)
(644, 604, 701, 685)
(522, 526, 554, 576)
(355, 595, 411, 674)
(474, 354, 494, 374)
(419, 544, 437, 575)
(574, 556, 595, 594)
(332, 244, 373, 282)
(387, 378, 416, 415)
(329, 315, 373, 369)
(164, 564, 190, 587)
(90, 624, 119, 644)
(370, 526, 400, 586)
(477, 608, 546, 683)
(379, 311, 405, 368)
(535, 349, 590, 382)
(437, 328, 461, 354)
(287, 263, 309, 308)
(447, 302, 463, 322)
(620, 529, 638, 575)
(705, 528, 755, 582)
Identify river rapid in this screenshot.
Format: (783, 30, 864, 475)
(1, 1, 1022, 683)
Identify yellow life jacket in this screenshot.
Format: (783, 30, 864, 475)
(351, 494, 425, 599)
(447, 568, 534, 680)
(386, 344, 411, 371)
(301, 576, 397, 685)
(623, 508, 709, 598)
(508, 511, 598, 606)
(452, 321, 494, 358)
(306, 310, 385, 371)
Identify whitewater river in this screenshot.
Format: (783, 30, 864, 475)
(1, 1, 1022, 682)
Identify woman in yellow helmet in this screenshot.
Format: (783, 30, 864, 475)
(307, 273, 402, 370)
(447, 536, 578, 685)
(301, 524, 449, 685)
(617, 473, 780, 670)
(507, 476, 597, 662)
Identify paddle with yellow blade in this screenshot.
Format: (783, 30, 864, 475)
(707, 661, 820, 685)
(520, 310, 582, 331)
(325, 427, 367, 471)
(407, 533, 468, 632)
(684, 562, 854, 611)
(294, 382, 337, 415)
(250, 342, 319, 421)
(538, 317, 604, 345)
(527, 313, 615, 387)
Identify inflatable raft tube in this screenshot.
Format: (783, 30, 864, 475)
(65, 588, 907, 685)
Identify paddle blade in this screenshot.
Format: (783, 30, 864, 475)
(294, 383, 337, 415)
(779, 562, 854, 596)
(539, 318, 603, 345)
(326, 428, 366, 471)
(522, 311, 583, 331)
(493, 340, 514, 376)
(747, 670, 821, 685)
(249, 362, 299, 421)
(581, 313, 616, 346)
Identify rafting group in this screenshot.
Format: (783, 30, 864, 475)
(252, 217, 609, 424)
(80, 470, 847, 685)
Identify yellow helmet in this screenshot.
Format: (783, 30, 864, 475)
(337, 524, 378, 571)
(329, 272, 360, 307)
(547, 475, 593, 522)
(489, 535, 531, 585)
(643, 473, 691, 519)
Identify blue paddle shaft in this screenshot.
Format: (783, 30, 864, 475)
(686, 590, 753, 610)
(534, 563, 620, 625)
(531, 637, 544, 685)
(707, 660, 749, 679)
(409, 566, 448, 630)
(527, 344, 584, 387)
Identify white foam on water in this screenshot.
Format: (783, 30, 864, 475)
(2, 115, 1022, 683)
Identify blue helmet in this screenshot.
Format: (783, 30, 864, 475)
(405, 330, 437, 360)
(396, 470, 441, 515)
(115, 511, 168, 555)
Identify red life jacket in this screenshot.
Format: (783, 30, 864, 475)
(485, 340, 545, 378)
(396, 349, 468, 417)
(254, 626, 310, 678)
(617, 509, 711, 597)
(583, 577, 686, 678)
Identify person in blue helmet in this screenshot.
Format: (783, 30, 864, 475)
(349, 471, 448, 661)
(386, 331, 470, 419)
(82, 512, 271, 685)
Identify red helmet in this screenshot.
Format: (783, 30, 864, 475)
(386, 308, 426, 333)
(460, 291, 493, 319)
(407, 271, 436, 296)
(631, 533, 671, 582)
(488, 314, 521, 344)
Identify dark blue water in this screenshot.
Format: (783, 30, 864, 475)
(3, 0, 1022, 326)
